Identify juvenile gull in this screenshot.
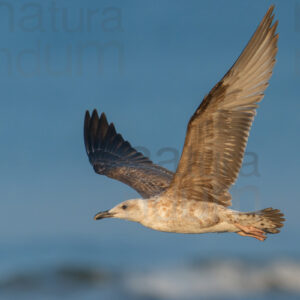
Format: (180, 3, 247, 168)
(84, 6, 284, 241)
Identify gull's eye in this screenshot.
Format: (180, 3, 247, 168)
(121, 204, 128, 210)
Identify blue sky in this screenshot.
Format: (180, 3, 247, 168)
(0, 0, 299, 263)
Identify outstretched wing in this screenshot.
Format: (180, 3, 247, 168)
(164, 6, 278, 206)
(84, 110, 173, 198)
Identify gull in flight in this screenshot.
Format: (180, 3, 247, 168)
(84, 6, 284, 241)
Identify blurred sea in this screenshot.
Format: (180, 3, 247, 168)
(1, 239, 300, 300)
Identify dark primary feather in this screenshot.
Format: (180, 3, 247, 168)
(84, 110, 173, 198)
(164, 5, 278, 206)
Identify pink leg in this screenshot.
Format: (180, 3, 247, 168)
(235, 223, 266, 241)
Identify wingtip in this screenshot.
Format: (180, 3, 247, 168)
(91, 109, 99, 120)
(85, 109, 108, 122)
(99, 112, 108, 126)
(267, 4, 275, 16)
(84, 110, 91, 125)
(107, 122, 117, 137)
(261, 5, 275, 27)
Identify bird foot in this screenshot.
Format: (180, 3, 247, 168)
(235, 223, 266, 241)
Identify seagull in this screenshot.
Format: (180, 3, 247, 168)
(84, 6, 284, 241)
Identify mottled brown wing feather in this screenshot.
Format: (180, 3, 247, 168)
(164, 6, 278, 206)
(84, 109, 173, 198)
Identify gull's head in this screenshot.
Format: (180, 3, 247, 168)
(94, 199, 146, 223)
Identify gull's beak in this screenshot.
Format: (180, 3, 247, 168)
(94, 210, 114, 220)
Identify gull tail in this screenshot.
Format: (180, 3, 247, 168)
(233, 208, 285, 241)
(237, 207, 285, 234)
(250, 208, 285, 233)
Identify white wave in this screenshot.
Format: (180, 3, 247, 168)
(124, 259, 300, 299)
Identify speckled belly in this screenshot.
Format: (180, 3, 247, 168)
(139, 200, 233, 234)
